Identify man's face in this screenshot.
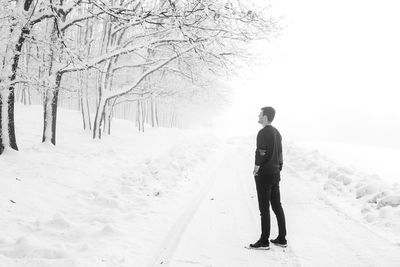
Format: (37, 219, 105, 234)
(258, 111, 267, 124)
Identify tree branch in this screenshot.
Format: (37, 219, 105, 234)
(105, 43, 201, 101)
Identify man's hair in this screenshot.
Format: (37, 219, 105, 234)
(261, 106, 276, 122)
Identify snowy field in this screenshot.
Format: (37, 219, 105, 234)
(287, 141, 400, 245)
(0, 104, 222, 267)
(296, 141, 400, 186)
(1, 105, 400, 266)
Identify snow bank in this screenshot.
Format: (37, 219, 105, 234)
(0, 104, 220, 266)
(285, 142, 400, 243)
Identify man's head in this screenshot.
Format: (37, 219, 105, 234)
(258, 106, 275, 125)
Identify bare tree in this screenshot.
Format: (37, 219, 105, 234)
(0, 0, 36, 154)
(0, 0, 276, 152)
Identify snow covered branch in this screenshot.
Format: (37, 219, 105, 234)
(105, 43, 201, 101)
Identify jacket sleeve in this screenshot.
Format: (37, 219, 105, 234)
(279, 133, 283, 170)
(255, 130, 271, 166)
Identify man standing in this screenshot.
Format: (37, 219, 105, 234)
(249, 106, 287, 250)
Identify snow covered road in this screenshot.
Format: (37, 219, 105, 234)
(3, 106, 400, 266)
(149, 138, 400, 267)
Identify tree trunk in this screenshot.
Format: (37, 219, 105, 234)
(155, 100, 159, 126)
(79, 72, 92, 131)
(101, 102, 109, 134)
(93, 101, 102, 139)
(85, 81, 92, 131)
(137, 99, 145, 132)
(79, 85, 87, 130)
(170, 106, 177, 128)
(93, 98, 107, 139)
(107, 107, 112, 135)
(0, 91, 7, 154)
(41, 16, 61, 145)
(0, 2, 33, 154)
(42, 73, 62, 145)
(106, 98, 117, 135)
(93, 59, 111, 139)
(144, 99, 149, 125)
(151, 95, 158, 127)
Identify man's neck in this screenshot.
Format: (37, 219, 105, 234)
(261, 122, 271, 128)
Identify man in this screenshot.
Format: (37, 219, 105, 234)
(249, 106, 287, 250)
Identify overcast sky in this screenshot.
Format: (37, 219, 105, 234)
(215, 0, 400, 149)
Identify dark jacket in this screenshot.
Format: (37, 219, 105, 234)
(255, 125, 283, 175)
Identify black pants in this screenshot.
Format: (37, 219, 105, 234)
(255, 174, 286, 241)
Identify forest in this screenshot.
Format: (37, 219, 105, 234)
(0, 0, 275, 154)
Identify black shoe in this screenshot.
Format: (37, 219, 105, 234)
(249, 239, 270, 250)
(270, 237, 287, 247)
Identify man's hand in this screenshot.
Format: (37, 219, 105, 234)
(253, 165, 260, 176)
(258, 149, 266, 156)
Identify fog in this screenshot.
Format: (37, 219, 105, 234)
(215, 0, 400, 149)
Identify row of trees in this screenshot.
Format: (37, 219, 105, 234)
(0, 0, 275, 155)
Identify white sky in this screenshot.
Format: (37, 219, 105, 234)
(216, 0, 400, 149)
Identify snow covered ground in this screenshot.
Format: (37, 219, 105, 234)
(291, 141, 400, 244)
(1, 105, 400, 266)
(0, 104, 221, 266)
(156, 137, 400, 267)
(296, 141, 400, 185)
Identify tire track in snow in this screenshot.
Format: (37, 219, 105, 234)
(233, 143, 302, 267)
(154, 137, 400, 267)
(148, 138, 302, 267)
(146, 144, 228, 267)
